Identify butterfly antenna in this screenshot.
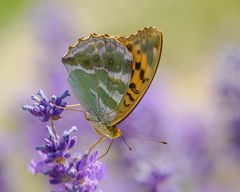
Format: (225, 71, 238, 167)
(120, 133, 132, 151)
(122, 130, 167, 144)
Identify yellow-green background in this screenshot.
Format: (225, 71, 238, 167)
(1, 0, 240, 191)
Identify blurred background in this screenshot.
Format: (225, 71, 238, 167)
(1, 0, 240, 191)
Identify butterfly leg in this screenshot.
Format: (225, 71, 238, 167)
(87, 136, 107, 157)
(51, 103, 83, 112)
(97, 139, 114, 160)
(66, 104, 81, 108)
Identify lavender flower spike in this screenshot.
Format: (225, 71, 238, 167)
(23, 89, 70, 122)
(29, 125, 106, 192)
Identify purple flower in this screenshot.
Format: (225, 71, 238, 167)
(29, 124, 106, 192)
(22, 3, 105, 191)
(0, 162, 9, 192)
(23, 90, 70, 122)
(229, 119, 240, 155)
(216, 44, 240, 157)
(140, 170, 170, 192)
(134, 159, 175, 192)
(62, 151, 106, 192)
(108, 76, 178, 192)
(216, 44, 240, 110)
(35, 125, 77, 165)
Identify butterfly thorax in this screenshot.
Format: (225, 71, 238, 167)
(85, 112, 122, 139)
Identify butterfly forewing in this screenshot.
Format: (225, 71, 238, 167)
(107, 27, 163, 126)
(62, 35, 133, 124)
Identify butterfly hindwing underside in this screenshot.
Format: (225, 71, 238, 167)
(62, 34, 133, 124)
(62, 27, 163, 128)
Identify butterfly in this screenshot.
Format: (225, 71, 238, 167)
(62, 27, 163, 141)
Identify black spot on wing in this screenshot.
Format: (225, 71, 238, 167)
(140, 69, 144, 80)
(131, 70, 135, 78)
(135, 62, 141, 70)
(124, 100, 130, 107)
(129, 83, 135, 89)
(126, 44, 133, 52)
(129, 83, 139, 94)
(127, 92, 134, 102)
(142, 78, 150, 84)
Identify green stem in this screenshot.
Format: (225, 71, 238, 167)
(50, 120, 57, 140)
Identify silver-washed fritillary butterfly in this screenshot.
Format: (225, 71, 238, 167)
(62, 27, 163, 141)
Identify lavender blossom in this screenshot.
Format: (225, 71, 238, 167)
(134, 159, 175, 192)
(216, 44, 240, 111)
(216, 44, 240, 157)
(138, 169, 171, 192)
(33, 125, 77, 166)
(24, 0, 90, 154)
(29, 125, 106, 192)
(113, 77, 178, 192)
(23, 90, 70, 122)
(23, 89, 106, 191)
(0, 162, 9, 192)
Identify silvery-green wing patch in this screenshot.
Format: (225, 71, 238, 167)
(62, 34, 133, 125)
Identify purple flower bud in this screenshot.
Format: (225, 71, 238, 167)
(23, 89, 70, 122)
(50, 178, 63, 185)
(37, 89, 48, 102)
(60, 90, 70, 99)
(68, 137, 77, 149)
(64, 153, 71, 159)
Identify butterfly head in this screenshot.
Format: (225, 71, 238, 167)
(85, 112, 122, 139)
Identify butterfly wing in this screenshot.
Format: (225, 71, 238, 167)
(62, 35, 133, 124)
(107, 27, 163, 126)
